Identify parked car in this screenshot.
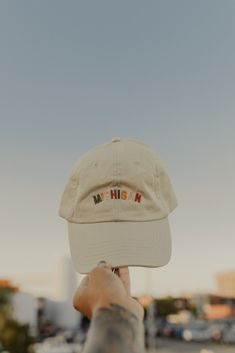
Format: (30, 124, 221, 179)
(223, 324, 235, 344)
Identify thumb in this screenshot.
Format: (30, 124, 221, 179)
(97, 260, 112, 270)
(73, 275, 89, 312)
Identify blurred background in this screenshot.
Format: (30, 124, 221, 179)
(0, 1, 235, 352)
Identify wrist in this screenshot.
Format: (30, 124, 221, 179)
(92, 295, 144, 321)
(84, 302, 146, 353)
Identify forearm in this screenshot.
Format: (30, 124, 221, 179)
(82, 303, 146, 353)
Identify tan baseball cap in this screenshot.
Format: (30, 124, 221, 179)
(59, 137, 177, 274)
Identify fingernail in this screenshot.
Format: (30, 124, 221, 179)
(97, 260, 112, 269)
(97, 260, 107, 266)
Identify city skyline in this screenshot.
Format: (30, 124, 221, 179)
(4, 256, 235, 299)
(1, 1, 235, 296)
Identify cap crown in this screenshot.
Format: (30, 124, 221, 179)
(59, 138, 177, 223)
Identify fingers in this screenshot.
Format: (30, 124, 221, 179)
(89, 262, 114, 285)
(73, 275, 90, 315)
(117, 267, 131, 295)
(73, 263, 132, 319)
(97, 261, 112, 270)
(96, 264, 131, 295)
(74, 275, 89, 302)
(118, 266, 130, 276)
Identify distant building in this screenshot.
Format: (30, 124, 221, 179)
(0, 279, 37, 330)
(40, 297, 80, 330)
(51, 256, 79, 302)
(40, 257, 81, 330)
(202, 294, 235, 320)
(216, 270, 235, 298)
(12, 292, 37, 329)
(204, 304, 235, 320)
(5, 257, 81, 331)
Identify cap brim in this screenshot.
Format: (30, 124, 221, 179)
(68, 218, 171, 274)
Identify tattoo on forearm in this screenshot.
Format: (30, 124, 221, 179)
(82, 304, 146, 353)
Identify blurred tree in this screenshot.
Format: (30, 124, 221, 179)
(0, 282, 35, 353)
(0, 285, 13, 332)
(0, 319, 34, 353)
(154, 297, 179, 318)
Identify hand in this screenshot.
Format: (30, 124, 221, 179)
(73, 262, 144, 321)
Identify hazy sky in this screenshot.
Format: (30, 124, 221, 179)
(1, 1, 235, 297)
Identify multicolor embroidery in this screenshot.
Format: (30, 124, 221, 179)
(93, 188, 142, 205)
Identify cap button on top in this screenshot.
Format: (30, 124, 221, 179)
(111, 137, 121, 142)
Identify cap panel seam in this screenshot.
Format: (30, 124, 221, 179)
(157, 170, 170, 214)
(115, 141, 121, 220)
(70, 169, 81, 220)
(111, 142, 116, 220)
(69, 214, 168, 224)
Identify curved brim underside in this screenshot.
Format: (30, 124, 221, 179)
(68, 217, 171, 274)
